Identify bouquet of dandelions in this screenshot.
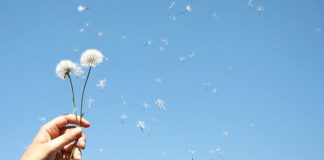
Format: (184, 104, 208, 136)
(55, 49, 104, 159)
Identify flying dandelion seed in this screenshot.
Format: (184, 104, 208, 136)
(88, 97, 94, 108)
(143, 101, 149, 109)
(159, 46, 165, 52)
(97, 31, 104, 37)
(210, 88, 217, 95)
(78, 4, 89, 12)
(179, 56, 186, 62)
(120, 114, 128, 124)
(121, 35, 127, 40)
(189, 148, 197, 160)
(161, 37, 169, 46)
(247, 0, 254, 11)
(74, 64, 84, 78)
(96, 78, 106, 91)
(144, 40, 152, 47)
(156, 77, 163, 84)
(189, 51, 196, 58)
(186, 5, 193, 12)
(155, 98, 167, 111)
(211, 12, 218, 19)
(85, 22, 90, 27)
(99, 148, 104, 153)
(256, 5, 264, 14)
(223, 131, 229, 142)
(79, 28, 86, 33)
(73, 48, 80, 52)
(215, 147, 224, 159)
(170, 15, 176, 21)
(38, 117, 46, 123)
(169, 1, 176, 9)
(121, 96, 127, 106)
(136, 120, 146, 132)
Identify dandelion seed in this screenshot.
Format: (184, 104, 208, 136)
(85, 22, 90, 27)
(169, 1, 176, 9)
(155, 98, 166, 111)
(99, 148, 104, 153)
(211, 12, 218, 19)
(78, 4, 89, 12)
(80, 49, 104, 68)
(88, 97, 94, 108)
(161, 37, 169, 46)
(121, 35, 127, 40)
(121, 96, 127, 106)
(223, 131, 229, 142)
(156, 77, 163, 84)
(79, 28, 86, 33)
(179, 56, 186, 62)
(120, 114, 128, 124)
(159, 46, 165, 52)
(38, 117, 46, 123)
(211, 88, 217, 94)
(170, 15, 176, 21)
(215, 147, 224, 159)
(256, 5, 264, 14)
(248, 0, 254, 9)
(189, 51, 196, 58)
(136, 120, 146, 132)
(143, 102, 149, 109)
(144, 40, 152, 47)
(74, 64, 84, 78)
(96, 78, 106, 91)
(97, 31, 104, 37)
(189, 149, 197, 160)
(55, 60, 76, 80)
(186, 5, 193, 12)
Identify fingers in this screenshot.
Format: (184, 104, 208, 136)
(47, 127, 83, 151)
(63, 132, 86, 151)
(45, 114, 91, 130)
(73, 147, 82, 160)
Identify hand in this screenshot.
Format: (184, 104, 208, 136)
(21, 114, 91, 160)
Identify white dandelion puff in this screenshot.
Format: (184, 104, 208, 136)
(137, 120, 146, 132)
(155, 98, 167, 111)
(80, 49, 104, 68)
(96, 78, 106, 91)
(78, 4, 89, 12)
(55, 60, 76, 80)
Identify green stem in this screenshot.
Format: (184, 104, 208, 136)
(67, 73, 78, 125)
(80, 67, 92, 125)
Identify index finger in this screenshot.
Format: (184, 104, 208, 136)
(45, 114, 91, 129)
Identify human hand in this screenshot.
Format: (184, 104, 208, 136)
(21, 114, 91, 160)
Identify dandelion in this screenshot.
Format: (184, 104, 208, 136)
(96, 78, 106, 91)
(155, 98, 167, 111)
(80, 49, 104, 68)
(137, 120, 146, 132)
(55, 60, 76, 80)
(78, 4, 88, 12)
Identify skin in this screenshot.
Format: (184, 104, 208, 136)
(21, 114, 91, 160)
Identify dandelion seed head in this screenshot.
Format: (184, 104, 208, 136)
(80, 49, 104, 67)
(55, 60, 76, 80)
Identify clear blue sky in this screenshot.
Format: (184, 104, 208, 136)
(0, 0, 324, 159)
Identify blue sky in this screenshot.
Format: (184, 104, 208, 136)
(0, 0, 324, 159)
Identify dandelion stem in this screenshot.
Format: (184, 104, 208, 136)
(67, 73, 78, 125)
(80, 67, 92, 125)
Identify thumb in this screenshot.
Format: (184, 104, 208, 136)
(48, 127, 83, 151)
